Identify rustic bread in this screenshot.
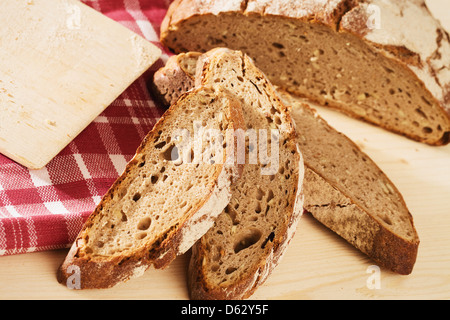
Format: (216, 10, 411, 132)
(152, 50, 419, 275)
(152, 52, 202, 106)
(185, 48, 304, 300)
(57, 86, 245, 289)
(160, 0, 450, 146)
(280, 91, 419, 275)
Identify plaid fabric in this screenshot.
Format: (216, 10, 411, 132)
(0, 0, 173, 256)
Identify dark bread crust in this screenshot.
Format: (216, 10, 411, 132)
(371, 222, 419, 275)
(57, 87, 246, 289)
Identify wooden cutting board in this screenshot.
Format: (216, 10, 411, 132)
(0, 0, 161, 169)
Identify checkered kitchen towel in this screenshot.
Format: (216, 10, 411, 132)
(0, 0, 174, 256)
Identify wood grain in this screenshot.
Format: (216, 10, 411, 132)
(0, 0, 161, 169)
(0, 0, 448, 300)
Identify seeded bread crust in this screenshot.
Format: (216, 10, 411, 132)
(57, 87, 245, 289)
(160, 0, 450, 145)
(151, 51, 419, 276)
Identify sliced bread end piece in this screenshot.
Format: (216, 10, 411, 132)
(57, 86, 245, 289)
(151, 52, 202, 107)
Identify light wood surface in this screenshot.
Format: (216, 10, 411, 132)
(0, 0, 449, 300)
(0, 0, 160, 169)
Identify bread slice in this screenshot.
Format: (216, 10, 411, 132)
(152, 51, 419, 275)
(181, 48, 304, 300)
(57, 86, 245, 289)
(160, 0, 450, 146)
(280, 91, 419, 275)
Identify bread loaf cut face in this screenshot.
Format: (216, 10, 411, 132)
(152, 50, 419, 276)
(57, 86, 245, 289)
(161, 0, 450, 146)
(184, 49, 304, 300)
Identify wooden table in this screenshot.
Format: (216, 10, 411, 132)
(1, 0, 449, 300)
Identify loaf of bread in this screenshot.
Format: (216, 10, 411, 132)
(152, 50, 419, 276)
(184, 48, 304, 300)
(57, 86, 245, 289)
(160, 0, 450, 146)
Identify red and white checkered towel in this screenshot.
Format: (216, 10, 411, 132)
(0, 0, 173, 256)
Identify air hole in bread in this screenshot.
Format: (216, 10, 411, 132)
(161, 144, 179, 162)
(234, 229, 262, 254)
(138, 161, 146, 168)
(121, 210, 128, 222)
(225, 267, 237, 275)
(415, 108, 428, 119)
(155, 141, 166, 149)
(270, 106, 278, 115)
(180, 200, 188, 208)
(272, 42, 284, 49)
(267, 190, 274, 203)
(274, 115, 282, 125)
(137, 217, 152, 231)
(154, 130, 163, 142)
(211, 264, 220, 272)
(423, 127, 433, 134)
(381, 214, 393, 226)
(133, 192, 141, 202)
